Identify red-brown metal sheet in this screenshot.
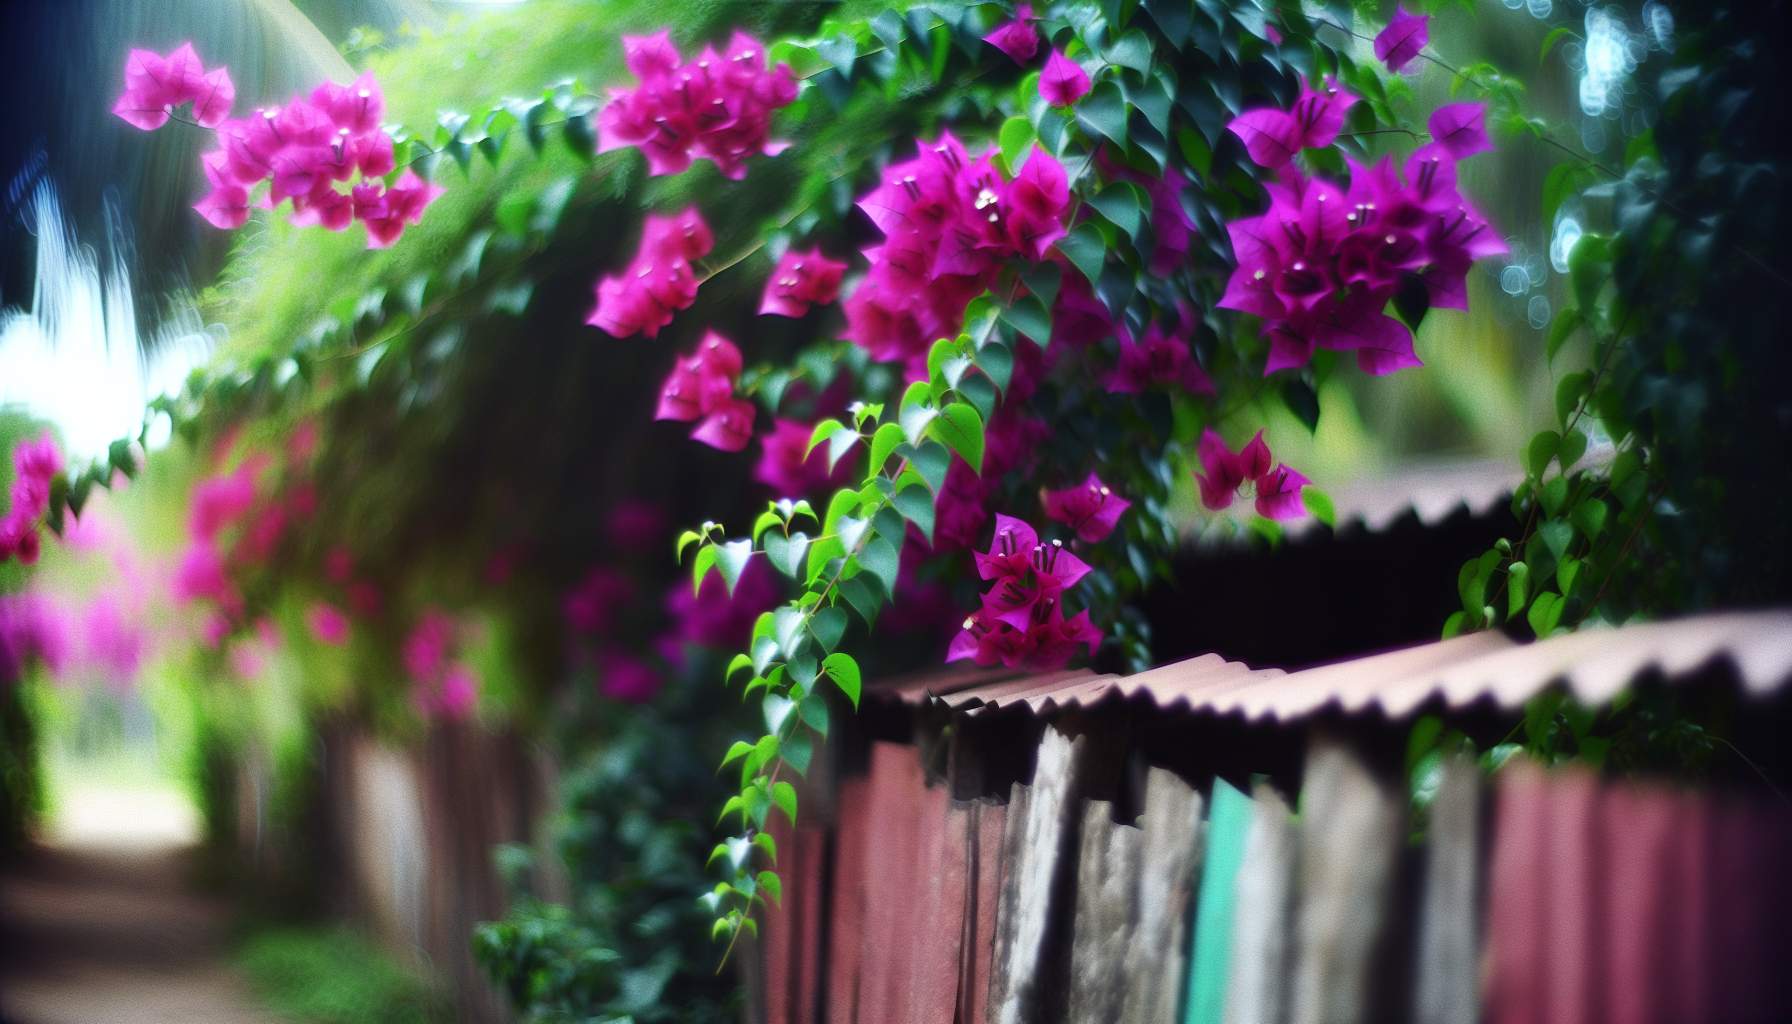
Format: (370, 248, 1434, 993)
(826, 773, 873, 1023)
(957, 798, 1007, 1024)
(873, 610, 1792, 726)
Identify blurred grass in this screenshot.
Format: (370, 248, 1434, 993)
(237, 926, 446, 1024)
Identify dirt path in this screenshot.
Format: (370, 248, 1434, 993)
(0, 788, 277, 1024)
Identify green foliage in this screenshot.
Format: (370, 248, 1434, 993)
(475, 674, 741, 1024)
(1451, 1, 1792, 644)
(237, 926, 444, 1024)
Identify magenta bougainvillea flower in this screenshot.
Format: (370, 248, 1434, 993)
(598, 653, 662, 703)
(403, 610, 479, 720)
(1042, 473, 1131, 543)
(1374, 7, 1431, 73)
(1, 432, 63, 566)
(564, 566, 631, 635)
(845, 134, 1070, 376)
(1227, 77, 1357, 169)
(1427, 102, 1493, 160)
(1040, 50, 1092, 107)
(758, 247, 847, 317)
(1105, 312, 1215, 396)
(662, 558, 777, 662)
(114, 44, 442, 246)
(1194, 428, 1310, 521)
(306, 602, 351, 646)
(755, 418, 855, 496)
(112, 43, 234, 130)
(653, 332, 755, 452)
(1218, 98, 1505, 375)
(597, 30, 797, 180)
(949, 515, 1102, 669)
(588, 207, 714, 338)
(983, 4, 1041, 64)
(606, 500, 666, 550)
(355, 171, 445, 249)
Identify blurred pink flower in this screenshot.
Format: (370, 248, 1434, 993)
(306, 603, 350, 646)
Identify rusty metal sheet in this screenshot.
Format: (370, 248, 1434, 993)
(855, 741, 930, 1024)
(1068, 799, 1141, 1023)
(957, 798, 1007, 1024)
(825, 773, 873, 1023)
(878, 610, 1792, 727)
(989, 726, 1086, 1024)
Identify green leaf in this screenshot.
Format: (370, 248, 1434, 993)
(1056, 221, 1108, 286)
(763, 694, 796, 736)
(1077, 80, 1129, 149)
(903, 441, 951, 493)
(1526, 430, 1561, 478)
(822, 652, 862, 709)
(806, 419, 845, 457)
(771, 781, 798, 826)
(998, 116, 1036, 175)
(1557, 556, 1582, 595)
(720, 740, 755, 769)
(1105, 28, 1153, 74)
(1539, 476, 1569, 517)
(1547, 309, 1583, 364)
(867, 422, 905, 480)
(1301, 486, 1335, 528)
(715, 540, 754, 596)
(1442, 610, 1468, 639)
(1507, 561, 1530, 621)
(725, 654, 754, 686)
(764, 531, 810, 578)
(782, 731, 813, 776)
(1089, 182, 1146, 241)
(825, 427, 860, 472)
(753, 509, 783, 541)
(798, 693, 830, 734)
(1527, 591, 1565, 637)
(757, 870, 783, 908)
(1570, 497, 1608, 541)
(1540, 518, 1575, 562)
(1568, 233, 1612, 311)
(932, 403, 986, 473)
(1558, 429, 1588, 470)
(809, 606, 848, 652)
(1540, 26, 1576, 61)
(891, 484, 936, 543)
(858, 534, 902, 597)
(1555, 371, 1592, 426)
(691, 544, 718, 596)
(999, 295, 1053, 346)
(978, 342, 1016, 393)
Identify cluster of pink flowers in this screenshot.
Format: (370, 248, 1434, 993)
(0, 433, 64, 566)
(983, 6, 1087, 105)
(1194, 429, 1309, 521)
(1042, 472, 1130, 543)
(589, 207, 714, 338)
(114, 45, 442, 247)
(1223, 82, 1503, 374)
(1105, 306, 1216, 395)
(172, 460, 262, 630)
(948, 515, 1102, 669)
(402, 610, 479, 720)
(845, 133, 1070, 377)
(0, 593, 73, 684)
(758, 247, 847, 318)
(112, 43, 234, 130)
(597, 30, 797, 180)
(654, 331, 755, 451)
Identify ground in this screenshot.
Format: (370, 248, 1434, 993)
(0, 782, 276, 1023)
